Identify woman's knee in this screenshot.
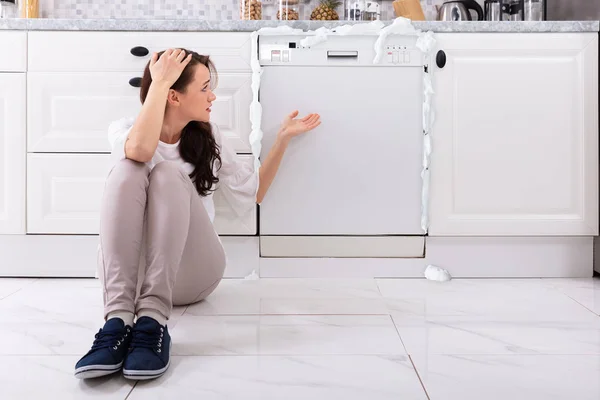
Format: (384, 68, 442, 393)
(149, 161, 188, 190)
(106, 158, 150, 188)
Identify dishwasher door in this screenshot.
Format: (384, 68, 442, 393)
(259, 65, 424, 236)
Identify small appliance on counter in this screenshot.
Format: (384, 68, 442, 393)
(437, 0, 484, 21)
(484, 0, 502, 20)
(485, 0, 546, 21)
(523, 0, 545, 21)
(503, 0, 523, 20)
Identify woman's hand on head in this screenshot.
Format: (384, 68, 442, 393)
(149, 49, 193, 87)
(279, 111, 321, 140)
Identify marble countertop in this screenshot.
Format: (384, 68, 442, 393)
(0, 18, 598, 33)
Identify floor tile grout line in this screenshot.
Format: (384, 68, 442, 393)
(3, 353, 600, 358)
(179, 313, 392, 317)
(0, 278, 40, 301)
(374, 279, 384, 296)
(409, 355, 431, 400)
(133, 353, 600, 357)
(124, 380, 139, 400)
(561, 294, 600, 317)
(387, 313, 411, 356)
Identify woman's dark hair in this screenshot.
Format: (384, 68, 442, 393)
(139, 49, 221, 197)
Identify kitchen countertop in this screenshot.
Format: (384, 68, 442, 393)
(0, 18, 598, 33)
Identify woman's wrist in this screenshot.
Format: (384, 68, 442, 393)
(276, 129, 292, 145)
(149, 80, 172, 94)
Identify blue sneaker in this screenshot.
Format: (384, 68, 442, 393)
(74, 318, 132, 379)
(123, 316, 171, 380)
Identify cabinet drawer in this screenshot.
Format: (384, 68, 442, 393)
(0, 32, 27, 72)
(28, 31, 252, 72)
(27, 154, 257, 235)
(27, 72, 252, 153)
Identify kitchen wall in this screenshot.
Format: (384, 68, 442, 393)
(39, 0, 600, 21)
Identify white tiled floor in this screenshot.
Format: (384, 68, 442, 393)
(1, 277, 599, 399)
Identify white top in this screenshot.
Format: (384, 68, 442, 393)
(107, 117, 259, 222)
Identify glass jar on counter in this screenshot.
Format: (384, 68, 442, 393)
(240, 0, 262, 20)
(524, 0, 545, 21)
(363, 0, 381, 20)
(345, 0, 381, 21)
(0, 0, 18, 19)
(277, 0, 300, 20)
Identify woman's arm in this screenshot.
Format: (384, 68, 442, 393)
(125, 49, 192, 162)
(256, 111, 321, 204)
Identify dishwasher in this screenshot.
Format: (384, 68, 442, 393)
(258, 34, 426, 258)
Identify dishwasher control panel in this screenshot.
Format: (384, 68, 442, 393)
(259, 35, 425, 67)
(385, 45, 417, 65)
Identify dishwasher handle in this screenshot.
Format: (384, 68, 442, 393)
(327, 50, 359, 59)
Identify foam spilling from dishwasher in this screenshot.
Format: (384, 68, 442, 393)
(300, 20, 385, 47)
(424, 265, 452, 282)
(244, 269, 260, 280)
(249, 31, 263, 172)
(252, 18, 436, 233)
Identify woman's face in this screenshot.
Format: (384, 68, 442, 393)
(178, 64, 216, 123)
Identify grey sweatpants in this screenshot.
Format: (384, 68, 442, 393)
(97, 159, 226, 321)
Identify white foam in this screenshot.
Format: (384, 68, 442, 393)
(257, 25, 305, 36)
(424, 265, 452, 282)
(249, 31, 264, 171)
(300, 27, 330, 47)
(243, 269, 260, 280)
(373, 17, 421, 64)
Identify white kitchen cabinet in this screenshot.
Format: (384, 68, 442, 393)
(208, 73, 253, 153)
(27, 31, 252, 73)
(0, 32, 27, 72)
(429, 33, 599, 236)
(213, 154, 257, 235)
(27, 154, 109, 234)
(27, 72, 252, 153)
(27, 72, 142, 153)
(0, 74, 26, 234)
(27, 154, 257, 235)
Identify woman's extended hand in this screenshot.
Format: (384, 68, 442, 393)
(149, 48, 193, 87)
(278, 111, 321, 140)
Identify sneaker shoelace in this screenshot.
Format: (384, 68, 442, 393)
(131, 326, 165, 353)
(91, 328, 129, 351)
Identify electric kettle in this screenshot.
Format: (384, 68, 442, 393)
(437, 0, 484, 21)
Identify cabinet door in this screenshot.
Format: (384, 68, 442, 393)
(429, 33, 599, 236)
(0, 32, 27, 72)
(27, 72, 252, 153)
(0, 74, 26, 234)
(213, 155, 257, 235)
(26, 154, 109, 234)
(27, 72, 141, 153)
(27, 154, 257, 235)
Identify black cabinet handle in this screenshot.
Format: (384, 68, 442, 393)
(129, 77, 142, 88)
(436, 50, 446, 69)
(130, 46, 149, 57)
